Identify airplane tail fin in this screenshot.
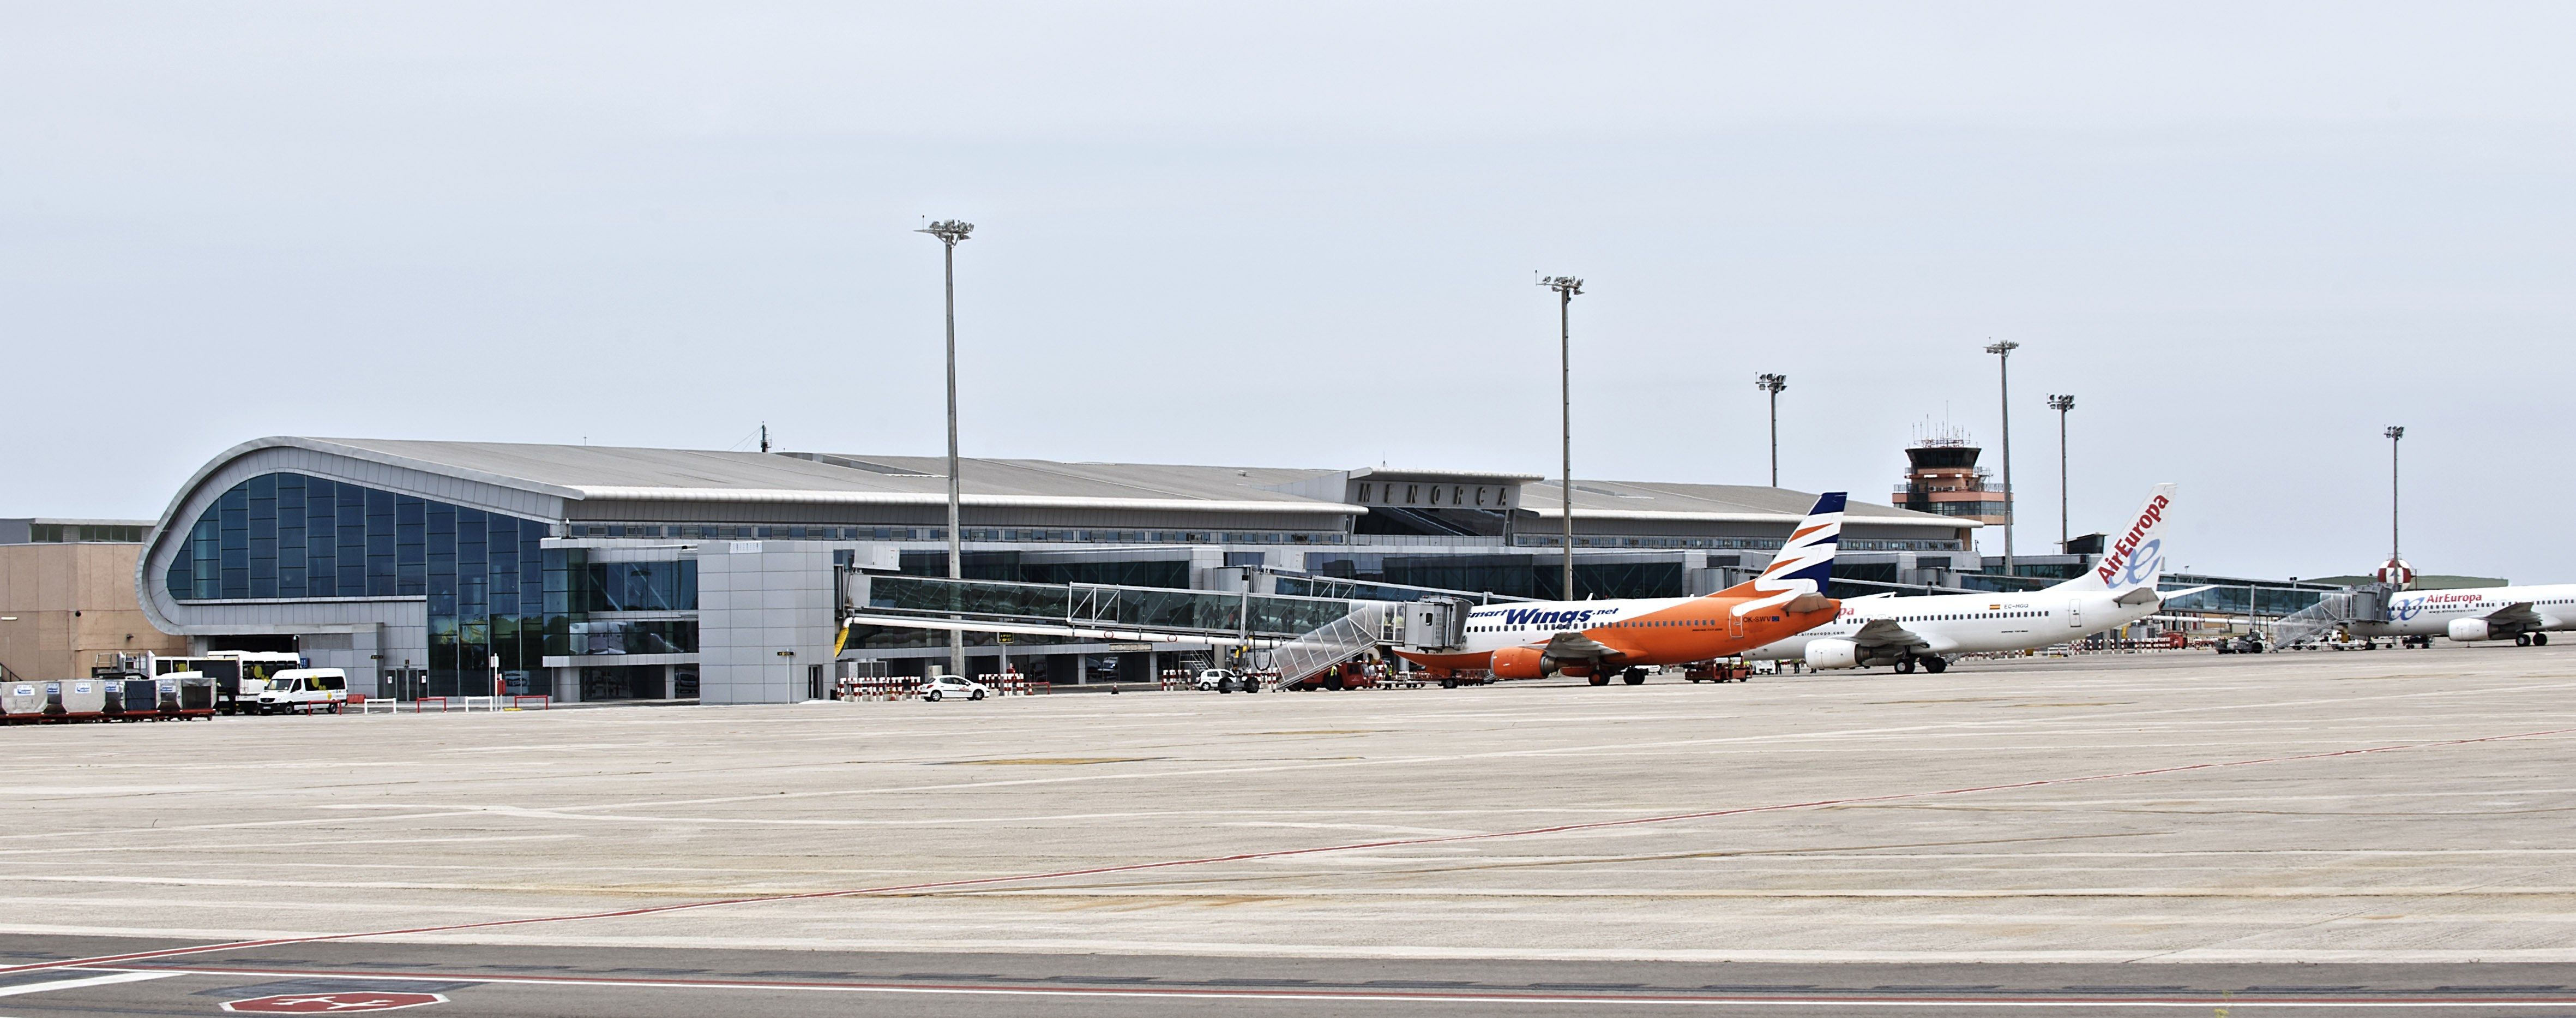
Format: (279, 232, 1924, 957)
(1717, 492, 1846, 600)
(2059, 483, 2177, 595)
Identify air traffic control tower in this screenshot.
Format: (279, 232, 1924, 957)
(1894, 428, 2012, 526)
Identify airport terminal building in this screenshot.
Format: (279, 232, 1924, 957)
(136, 437, 1979, 704)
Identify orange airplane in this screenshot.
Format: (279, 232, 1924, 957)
(1393, 492, 1847, 685)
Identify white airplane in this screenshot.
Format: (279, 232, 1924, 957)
(2348, 585, 2576, 647)
(1743, 483, 2195, 674)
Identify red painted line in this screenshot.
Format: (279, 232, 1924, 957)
(107, 963, 2576, 1009)
(8, 726, 2571, 978)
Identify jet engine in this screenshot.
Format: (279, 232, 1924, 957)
(1490, 645, 1550, 679)
(1804, 639, 1861, 669)
(2447, 618, 2494, 642)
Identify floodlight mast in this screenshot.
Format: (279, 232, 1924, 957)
(2385, 426, 2404, 566)
(1755, 373, 1787, 487)
(1540, 275, 1584, 599)
(1984, 340, 2020, 577)
(2047, 394, 2074, 550)
(918, 219, 974, 680)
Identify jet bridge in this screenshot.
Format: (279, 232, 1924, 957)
(839, 573, 1471, 684)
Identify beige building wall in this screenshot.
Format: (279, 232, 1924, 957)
(0, 543, 188, 681)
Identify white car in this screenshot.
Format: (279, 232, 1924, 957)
(918, 675, 988, 702)
(252, 668, 350, 715)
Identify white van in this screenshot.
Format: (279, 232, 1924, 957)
(252, 668, 350, 715)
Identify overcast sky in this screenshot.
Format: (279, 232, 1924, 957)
(4, 3, 2571, 581)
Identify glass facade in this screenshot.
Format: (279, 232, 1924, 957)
(567, 619, 698, 655)
(1308, 554, 1685, 600)
(565, 523, 1347, 546)
(898, 550, 1189, 589)
(26, 523, 146, 543)
(540, 550, 698, 659)
(865, 575, 1356, 638)
(166, 472, 551, 698)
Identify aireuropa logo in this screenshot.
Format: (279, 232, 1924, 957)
(2118, 538, 2163, 589)
(2392, 598, 2425, 621)
(2093, 494, 2171, 588)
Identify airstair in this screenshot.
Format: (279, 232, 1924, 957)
(1268, 602, 1395, 688)
(2269, 587, 2388, 648)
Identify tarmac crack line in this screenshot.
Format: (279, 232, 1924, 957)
(66, 962, 2576, 1009)
(5, 724, 2571, 979)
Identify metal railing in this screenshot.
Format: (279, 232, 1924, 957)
(1269, 602, 1392, 688)
(856, 574, 1370, 640)
(2271, 590, 2380, 647)
(1266, 570, 1535, 604)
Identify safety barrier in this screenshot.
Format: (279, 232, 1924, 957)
(972, 674, 1050, 696)
(508, 694, 552, 710)
(412, 696, 502, 712)
(839, 678, 918, 702)
(355, 698, 399, 715)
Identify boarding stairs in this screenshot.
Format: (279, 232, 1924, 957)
(2270, 588, 2384, 648)
(1268, 602, 1395, 689)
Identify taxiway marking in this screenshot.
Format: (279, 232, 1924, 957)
(3, 724, 2567, 978)
(0, 968, 183, 996)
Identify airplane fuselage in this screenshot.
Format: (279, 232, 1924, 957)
(1743, 588, 2162, 663)
(2346, 584, 2576, 639)
(1395, 592, 1838, 675)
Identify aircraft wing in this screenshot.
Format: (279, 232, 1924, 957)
(1845, 618, 1931, 652)
(1543, 630, 1626, 661)
(2155, 584, 2216, 601)
(2482, 601, 2543, 632)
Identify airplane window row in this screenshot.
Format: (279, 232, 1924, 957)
(1900, 611, 2045, 622)
(1469, 618, 1708, 633)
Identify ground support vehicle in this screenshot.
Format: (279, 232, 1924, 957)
(251, 669, 350, 715)
(91, 651, 306, 714)
(1680, 660, 1751, 683)
(1191, 669, 1262, 693)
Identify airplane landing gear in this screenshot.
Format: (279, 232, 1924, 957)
(1894, 656, 1917, 675)
(1586, 672, 1610, 686)
(2516, 633, 2534, 646)
(1922, 656, 1948, 674)
(1622, 667, 1647, 685)
(2537, 633, 2551, 646)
